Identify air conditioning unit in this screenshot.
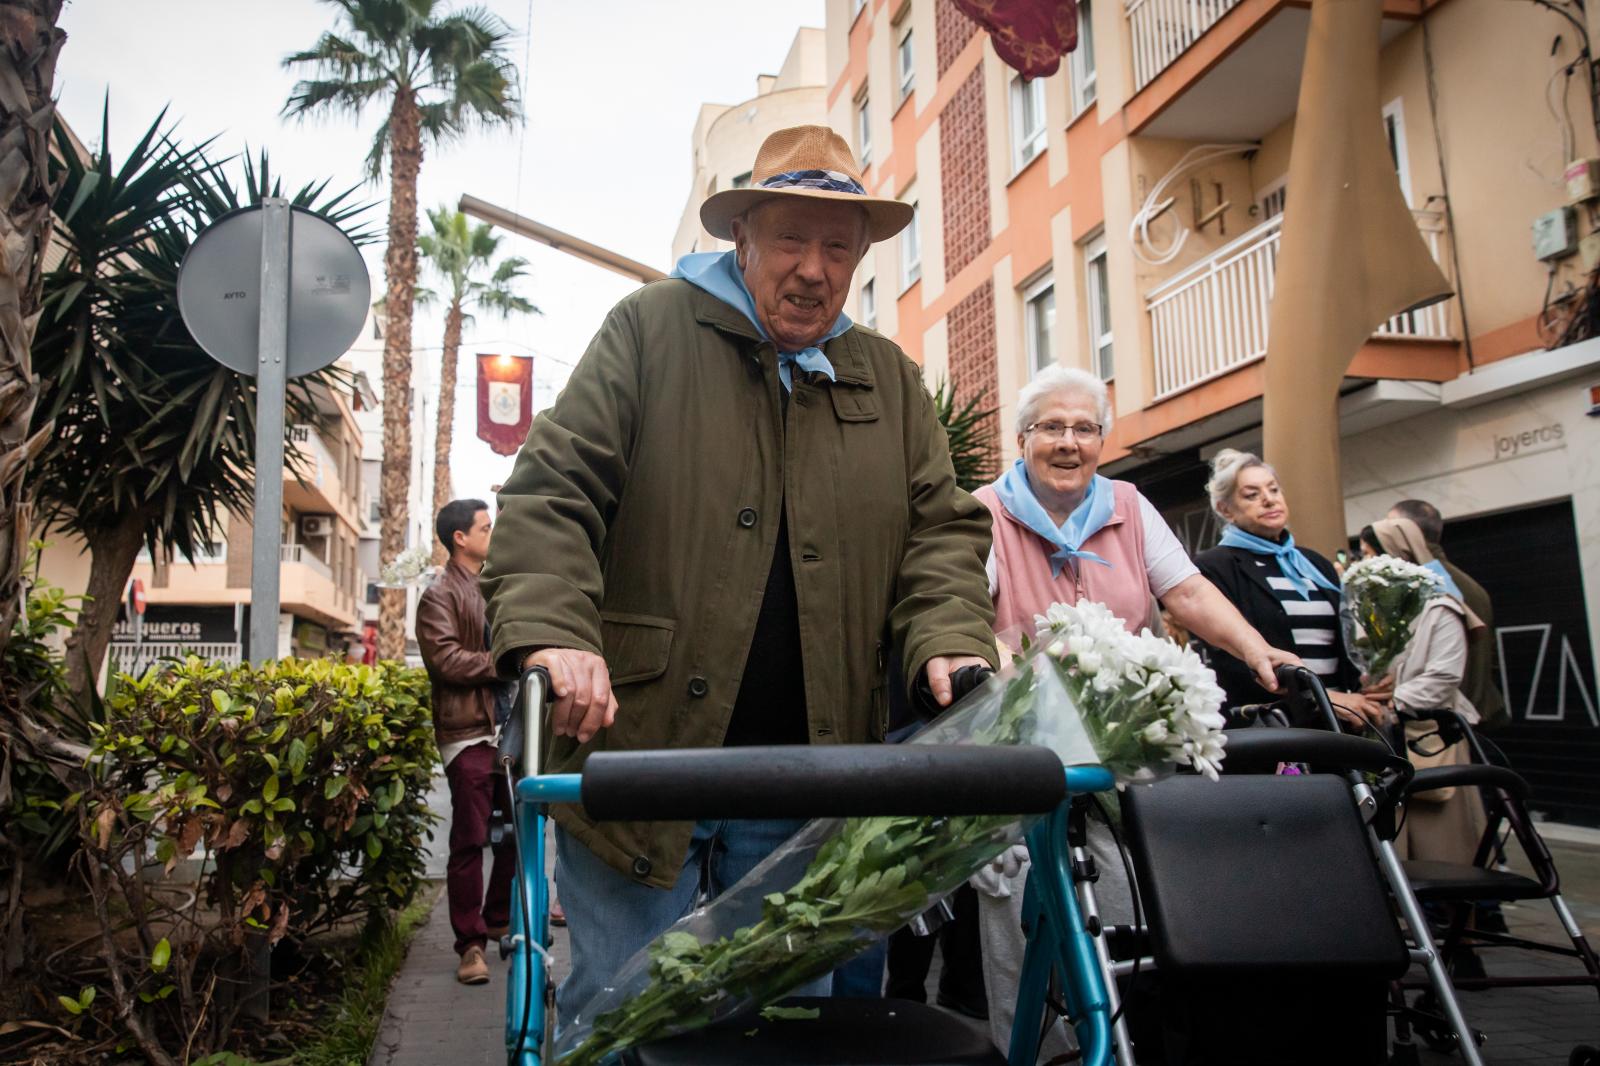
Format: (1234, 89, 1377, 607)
(300, 515, 334, 538)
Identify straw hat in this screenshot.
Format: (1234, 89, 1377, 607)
(700, 125, 912, 243)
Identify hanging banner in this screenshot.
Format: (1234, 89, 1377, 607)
(476, 353, 534, 457)
(954, 0, 1077, 79)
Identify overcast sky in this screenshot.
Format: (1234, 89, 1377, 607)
(55, 0, 824, 508)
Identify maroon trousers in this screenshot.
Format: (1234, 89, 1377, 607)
(443, 741, 514, 955)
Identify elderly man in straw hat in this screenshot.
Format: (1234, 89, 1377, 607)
(483, 125, 998, 1019)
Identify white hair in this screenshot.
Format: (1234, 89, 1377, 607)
(1015, 366, 1112, 435)
(1206, 448, 1275, 520)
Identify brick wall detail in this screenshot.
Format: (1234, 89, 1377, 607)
(936, 0, 979, 78)
(940, 65, 990, 282)
(947, 278, 999, 449)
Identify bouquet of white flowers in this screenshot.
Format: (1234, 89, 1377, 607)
(376, 546, 438, 589)
(555, 601, 1226, 1064)
(1033, 600, 1229, 781)
(1341, 554, 1442, 679)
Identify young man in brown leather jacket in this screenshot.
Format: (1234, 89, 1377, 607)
(415, 499, 510, 985)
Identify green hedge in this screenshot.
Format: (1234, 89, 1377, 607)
(76, 657, 439, 1057)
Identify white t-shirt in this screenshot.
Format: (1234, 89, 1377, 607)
(985, 491, 1198, 600)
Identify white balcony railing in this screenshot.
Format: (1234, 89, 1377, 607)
(289, 423, 339, 493)
(1146, 209, 1453, 401)
(1126, 0, 1243, 92)
(108, 642, 243, 676)
(280, 543, 333, 580)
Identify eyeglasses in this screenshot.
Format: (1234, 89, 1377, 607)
(1024, 420, 1103, 443)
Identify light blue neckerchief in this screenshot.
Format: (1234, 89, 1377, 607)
(671, 250, 848, 391)
(1422, 560, 1463, 600)
(1218, 524, 1342, 600)
(992, 460, 1115, 578)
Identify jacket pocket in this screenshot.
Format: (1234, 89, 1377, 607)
(599, 611, 676, 685)
(829, 385, 879, 423)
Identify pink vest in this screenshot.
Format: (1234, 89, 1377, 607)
(976, 479, 1152, 640)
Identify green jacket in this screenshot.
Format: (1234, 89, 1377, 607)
(482, 280, 998, 888)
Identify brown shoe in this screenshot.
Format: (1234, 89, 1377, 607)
(550, 900, 567, 927)
(456, 946, 490, 985)
(486, 924, 510, 939)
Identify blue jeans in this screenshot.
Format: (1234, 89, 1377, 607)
(554, 818, 833, 1030)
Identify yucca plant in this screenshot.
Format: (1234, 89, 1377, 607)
(29, 104, 376, 706)
(931, 377, 999, 492)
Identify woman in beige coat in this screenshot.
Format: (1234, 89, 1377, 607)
(1359, 517, 1487, 864)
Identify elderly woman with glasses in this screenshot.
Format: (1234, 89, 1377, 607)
(968, 366, 1296, 1057)
(976, 367, 1291, 678)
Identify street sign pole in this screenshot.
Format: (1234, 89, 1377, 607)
(249, 198, 291, 665)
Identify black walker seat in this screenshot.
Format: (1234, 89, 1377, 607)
(1114, 732, 1413, 1065)
(1122, 774, 1409, 976)
(620, 997, 1005, 1066)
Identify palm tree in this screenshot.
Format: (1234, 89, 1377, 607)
(0, 1, 66, 660)
(417, 206, 538, 563)
(282, 0, 520, 660)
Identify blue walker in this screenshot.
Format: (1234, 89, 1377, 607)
(498, 667, 1118, 1066)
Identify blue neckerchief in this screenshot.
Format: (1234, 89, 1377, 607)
(671, 251, 848, 391)
(1422, 560, 1463, 600)
(992, 460, 1115, 578)
(1218, 524, 1341, 600)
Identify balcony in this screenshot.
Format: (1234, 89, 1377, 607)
(279, 542, 332, 579)
(285, 423, 352, 520)
(1146, 209, 1453, 401)
(1126, 0, 1243, 93)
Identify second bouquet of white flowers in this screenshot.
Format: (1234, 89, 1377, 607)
(1033, 600, 1230, 782)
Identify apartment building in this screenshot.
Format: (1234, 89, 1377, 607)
(344, 308, 437, 666)
(799, 0, 1599, 822)
(111, 371, 377, 669)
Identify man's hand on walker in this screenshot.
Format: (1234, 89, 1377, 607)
(523, 648, 616, 743)
(925, 654, 991, 708)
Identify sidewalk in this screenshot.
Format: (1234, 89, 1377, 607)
(370, 775, 1600, 1065)
(368, 774, 571, 1066)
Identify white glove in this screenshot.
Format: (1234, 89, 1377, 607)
(969, 843, 1030, 899)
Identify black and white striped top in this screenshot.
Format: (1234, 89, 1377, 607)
(1258, 558, 1341, 680)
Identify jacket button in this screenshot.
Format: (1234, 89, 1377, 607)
(632, 856, 652, 878)
(737, 507, 758, 528)
(687, 676, 709, 698)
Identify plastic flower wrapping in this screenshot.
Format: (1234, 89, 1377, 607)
(1340, 554, 1442, 680)
(556, 601, 1226, 1064)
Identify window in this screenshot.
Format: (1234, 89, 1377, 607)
(1070, 0, 1097, 116)
(1382, 98, 1413, 207)
(857, 95, 872, 166)
(1010, 74, 1047, 172)
(900, 201, 921, 289)
(731, 171, 752, 190)
(1257, 177, 1287, 221)
(897, 27, 915, 101)
(1023, 274, 1056, 374)
(860, 278, 878, 329)
(1084, 236, 1113, 381)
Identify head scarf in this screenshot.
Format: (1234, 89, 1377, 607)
(1216, 524, 1341, 599)
(671, 250, 847, 391)
(991, 459, 1115, 577)
(1370, 517, 1485, 631)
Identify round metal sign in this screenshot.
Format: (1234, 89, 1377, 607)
(177, 204, 371, 378)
